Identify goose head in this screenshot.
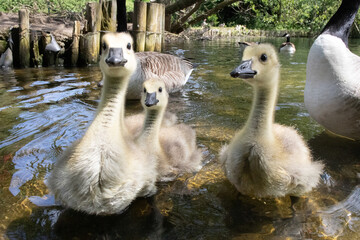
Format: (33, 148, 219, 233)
(100, 32, 137, 78)
(230, 44, 280, 87)
(141, 79, 168, 110)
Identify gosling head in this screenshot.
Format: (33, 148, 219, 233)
(100, 32, 137, 78)
(141, 79, 168, 110)
(230, 43, 280, 87)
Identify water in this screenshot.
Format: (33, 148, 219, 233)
(0, 37, 359, 239)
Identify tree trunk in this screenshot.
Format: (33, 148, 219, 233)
(117, 0, 127, 32)
(166, 0, 200, 15)
(171, 0, 204, 33)
(186, 0, 240, 27)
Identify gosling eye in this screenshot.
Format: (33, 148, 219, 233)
(143, 88, 146, 93)
(159, 87, 162, 93)
(127, 43, 131, 50)
(260, 54, 267, 62)
(102, 42, 107, 51)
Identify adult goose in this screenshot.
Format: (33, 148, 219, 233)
(48, 32, 158, 215)
(305, 0, 360, 140)
(126, 51, 194, 99)
(279, 33, 296, 53)
(220, 44, 324, 209)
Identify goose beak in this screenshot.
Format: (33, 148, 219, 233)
(105, 48, 128, 67)
(145, 92, 159, 107)
(230, 60, 257, 79)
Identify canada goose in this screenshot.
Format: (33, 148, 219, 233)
(48, 32, 158, 215)
(127, 78, 202, 180)
(305, 0, 360, 140)
(126, 51, 194, 99)
(99, 50, 194, 100)
(0, 34, 13, 68)
(220, 44, 324, 208)
(279, 33, 296, 53)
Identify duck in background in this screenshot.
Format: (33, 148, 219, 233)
(279, 33, 296, 53)
(305, 0, 360, 140)
(220, 44, 324, 210)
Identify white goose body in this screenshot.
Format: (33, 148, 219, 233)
(48, 33, 157, 215)
(305, 0, 360, 140)
(220, 44, 323, 200)
(127, 52, 193, 99)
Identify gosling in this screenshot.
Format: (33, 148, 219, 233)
(220, 44, 324, 209)
(48, 32, 158, 215)
(129, 78, 203, 180)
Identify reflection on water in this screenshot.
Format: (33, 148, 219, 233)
(0, 37, 359, 239)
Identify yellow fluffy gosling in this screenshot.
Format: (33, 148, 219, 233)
(48, 32, 158, 215)
(220, 44, 324, 209)
(128, 78, 203, 181)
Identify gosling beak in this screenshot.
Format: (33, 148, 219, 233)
(105, 48, 128, 67)
(145, 92, 159, 107)
(230, 60, 257, 79)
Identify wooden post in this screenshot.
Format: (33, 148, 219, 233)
(165, 14, 171, 32)
(85, 2, 102, 33)
(30, 30, 41, 67)
(101, 0, 117, 33)
(145, 3, 161, 52)
(154, 3, 165, 52)
(19, 9, 30, 68)
(133, 1, 147, 52)
(71, 21, 81, 66)
(79, 2, 101, 65)
(79, 32, 100, 65)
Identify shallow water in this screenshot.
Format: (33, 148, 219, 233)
(0, 37, 359, 239)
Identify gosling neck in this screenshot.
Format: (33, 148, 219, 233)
(97, 74, 130, 132)
(139, 107, 166, 147)
(244, 81, 279, 138)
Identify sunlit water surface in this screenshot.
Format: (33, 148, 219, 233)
(0, 37, 359, 239)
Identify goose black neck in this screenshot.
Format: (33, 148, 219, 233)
(286, 36, 290, 43)
(321, 0, 360, 46)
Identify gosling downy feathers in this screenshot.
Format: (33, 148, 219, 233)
(279, 33, 296, 53)
(220, 44, 324, 202)
(305, 0, 360, 140)
(127, 78, 202, 180)
(48, 32, 158, 215)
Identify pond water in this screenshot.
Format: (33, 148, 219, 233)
(0, 36, 360, 239)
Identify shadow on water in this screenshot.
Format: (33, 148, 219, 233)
(1, 38, 360, 239)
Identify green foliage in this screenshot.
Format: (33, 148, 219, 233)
(0, 0, 89, 13)
(220, 0, 345, 32)
(207, 14, 219, 26)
